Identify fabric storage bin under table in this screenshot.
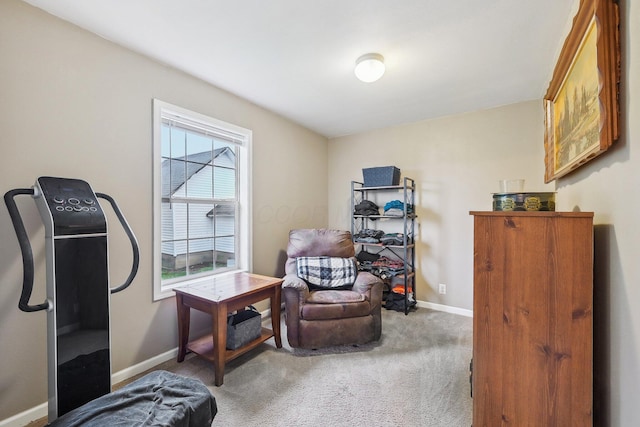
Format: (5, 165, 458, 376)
(227, 306, 262, 349)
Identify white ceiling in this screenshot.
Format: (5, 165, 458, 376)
(22, 0, 578, 138)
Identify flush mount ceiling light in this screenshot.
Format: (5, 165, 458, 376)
(354, 53, 385, 83)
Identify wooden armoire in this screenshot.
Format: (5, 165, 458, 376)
(470, 211, 593, 426)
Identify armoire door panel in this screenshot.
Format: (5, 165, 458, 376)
(471, 212, 593, 426)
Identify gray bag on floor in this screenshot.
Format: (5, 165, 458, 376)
(48, 370, 217, 426)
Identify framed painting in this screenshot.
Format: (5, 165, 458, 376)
(544, 0, 620, 182)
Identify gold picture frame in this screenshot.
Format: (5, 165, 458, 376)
(544, 0, 620, 182)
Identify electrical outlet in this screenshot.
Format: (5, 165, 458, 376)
(439, 283, 447, 294)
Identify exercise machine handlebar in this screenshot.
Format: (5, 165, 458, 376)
(96, 192, 140, 294)
(4, 187, 50, 312)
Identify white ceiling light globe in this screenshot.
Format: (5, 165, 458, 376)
(354, 53, 385, 83)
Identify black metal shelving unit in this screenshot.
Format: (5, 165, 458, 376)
(351, 177, 416, 314)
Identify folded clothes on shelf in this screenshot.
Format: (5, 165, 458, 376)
(357, 253, 405, 279)
(354, 200, 380, 217)
(383, 200, 415, 217)
(370, 256, 405, 279)
(372, 256, 404, 269)
(384, 208, 404, 217)
(356, 250, 381, 263)
(380, 233, 405, 246)
(353, 228, 385, 243)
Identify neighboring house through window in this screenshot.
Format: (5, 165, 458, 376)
(153, 100, 252, 300)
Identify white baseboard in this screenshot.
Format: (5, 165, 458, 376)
(0, 402, 48, 427)
(0, 349, 179, 427)
(111, 347, 178, 384)
(417, 300, 473, 317)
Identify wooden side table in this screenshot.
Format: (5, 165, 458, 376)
(174, 272, 283, 386)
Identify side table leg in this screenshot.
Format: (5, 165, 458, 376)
(271, 286, 282, 348)
(212, 302, 228, 386)
(176, 294, 190, 362)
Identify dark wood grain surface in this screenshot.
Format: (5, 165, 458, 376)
(471, 212, 593, 426)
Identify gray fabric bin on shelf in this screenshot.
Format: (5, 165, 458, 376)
(362, 166, 401, 187)
(227, 306, 262, 349)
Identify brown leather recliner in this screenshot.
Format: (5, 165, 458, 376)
(282, 229, 383, 349)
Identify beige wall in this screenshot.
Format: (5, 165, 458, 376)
(0, 0, 327, 420)
(559, 1, 639, 425)
(329, 100, 553, 309)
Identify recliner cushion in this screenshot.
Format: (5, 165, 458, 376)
(306, 290, 365, 304)
(302, 299, 372, 320)
(296, 256, 357, 289)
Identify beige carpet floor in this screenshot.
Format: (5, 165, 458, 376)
(29, 307, 473, 426)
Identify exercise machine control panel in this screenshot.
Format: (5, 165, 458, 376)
(36, 176, 106, 236)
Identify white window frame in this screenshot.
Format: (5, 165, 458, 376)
(152, 99, 252, 300)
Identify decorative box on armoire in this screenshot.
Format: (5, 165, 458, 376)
(470, 211, 593, 426)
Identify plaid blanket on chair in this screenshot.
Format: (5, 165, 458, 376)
(296, 256, 357, 288)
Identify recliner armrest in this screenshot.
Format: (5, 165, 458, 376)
(282, 274, 310, 306)
(282, 274, 310, 349)
(283, 274, 310, 293)
(352, 271, 383, 296)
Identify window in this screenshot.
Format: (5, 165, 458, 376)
(153, 100, 252, 300)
